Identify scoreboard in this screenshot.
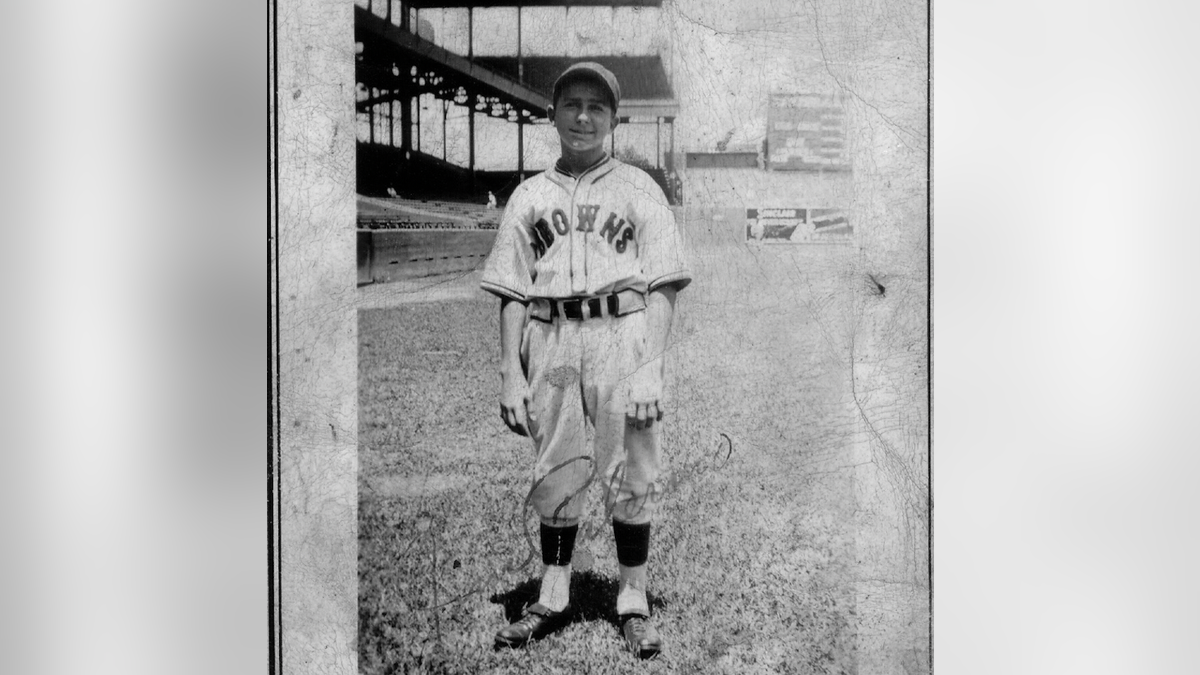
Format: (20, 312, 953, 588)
(766, 93, 850, 172)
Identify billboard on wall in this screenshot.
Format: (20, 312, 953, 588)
(766, 93, 850, 172)
(745, 208, 853, 244)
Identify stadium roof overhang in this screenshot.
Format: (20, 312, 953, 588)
(473, 55, 678, 121)
(402, 0, 662, 7)
(357, 6, 551, 121)
(358, 9, 679, 122)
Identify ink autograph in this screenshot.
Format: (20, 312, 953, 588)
(399, 432, 734, 613)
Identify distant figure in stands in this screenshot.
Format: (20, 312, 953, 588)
(386, 187, 398, 198)
(487, 191, 498, 210)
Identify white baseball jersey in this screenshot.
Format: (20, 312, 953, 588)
(480, 156, 690, 301)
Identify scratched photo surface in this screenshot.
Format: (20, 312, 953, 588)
(347, 1, 926, 673)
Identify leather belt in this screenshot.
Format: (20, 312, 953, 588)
(530, 289, 646, 322)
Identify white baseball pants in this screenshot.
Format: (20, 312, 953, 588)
(520, 307, 663, 527)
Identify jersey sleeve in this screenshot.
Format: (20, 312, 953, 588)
(634, 174, 691, 293)
(480, 184, 537, 302)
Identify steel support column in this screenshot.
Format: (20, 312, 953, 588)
(669, 118, 675, 171)
(656, 117, 661, 168)
(469, 103, 476, 191)
(400, 91, 412, 152)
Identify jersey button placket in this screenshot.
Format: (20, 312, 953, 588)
(569, 176, 587, 296)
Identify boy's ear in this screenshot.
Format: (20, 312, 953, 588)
(546, 105, 555, 122)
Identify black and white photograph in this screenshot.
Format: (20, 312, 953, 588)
(347, 1, 928, 672)
(268, 1, 1190, 674)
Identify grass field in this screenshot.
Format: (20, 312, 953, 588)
(357, 233, 891, 674)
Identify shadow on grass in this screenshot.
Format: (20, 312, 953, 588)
(489, 570, 668, 631)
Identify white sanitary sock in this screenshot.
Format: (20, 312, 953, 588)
(538, 564, 571, 612)
(616, 564, 649, 616)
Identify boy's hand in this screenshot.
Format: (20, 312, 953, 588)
(500, 374, 533, 437)
(626, 357, 665, 431)
(625, 286, 676, 431)
(497, 297, 531, 436)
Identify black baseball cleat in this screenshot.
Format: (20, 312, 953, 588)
(620, 613, 663, 659)
(494, 603, 573, 649)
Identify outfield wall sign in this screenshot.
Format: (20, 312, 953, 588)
(745, 208, 853, 244)
(766, 93, 850, 172)
(685, 152, 759, 169)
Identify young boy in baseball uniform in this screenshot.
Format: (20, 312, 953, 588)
(480, 62, 690, 659)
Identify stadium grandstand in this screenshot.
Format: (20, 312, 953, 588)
(355, 0, 681, 282)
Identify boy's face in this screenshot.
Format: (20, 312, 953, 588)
(550, 79, 617, 154)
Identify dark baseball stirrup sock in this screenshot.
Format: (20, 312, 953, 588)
(540, 523, 579, 566)
(612, 520, 651, 567)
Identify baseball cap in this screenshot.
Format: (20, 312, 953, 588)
(552, 62, 621, 112)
